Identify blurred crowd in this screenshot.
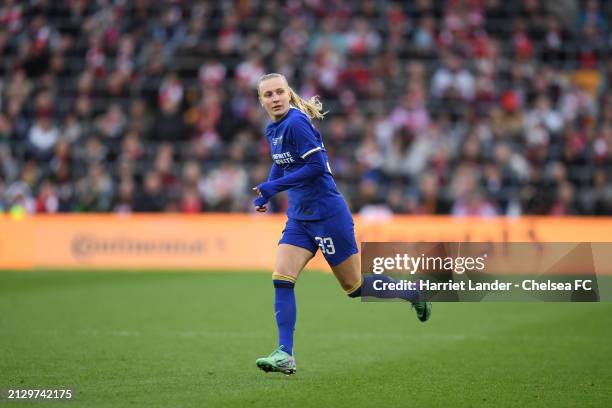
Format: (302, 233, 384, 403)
(0, 0, 611, 217)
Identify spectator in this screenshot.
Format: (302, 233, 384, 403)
(35, 180, 59, 213)
(74, 163, 114, 212)
(431, 51, 476, 101)
(27, 114, 59, 160)
(151, 98, 189, 142)
(113, 179, 135, 214)
(201, 161, 248, 212)
(134, 171, 166, 212)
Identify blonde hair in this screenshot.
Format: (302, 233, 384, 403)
(257, 73, 327, 120)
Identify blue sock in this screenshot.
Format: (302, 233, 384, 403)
(348, 275, 419, 302)
(273, 280, 296, 355)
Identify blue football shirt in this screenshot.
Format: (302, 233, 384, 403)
(265, 108, 348, 221)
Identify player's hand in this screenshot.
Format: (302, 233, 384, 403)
(253, 189, 268, 212)
(254, 182, 273, 200)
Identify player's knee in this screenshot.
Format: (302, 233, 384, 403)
(272, 269, 298, 284)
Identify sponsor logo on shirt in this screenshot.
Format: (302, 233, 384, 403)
(272, 151, 295, 164)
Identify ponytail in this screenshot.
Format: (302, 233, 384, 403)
(257, 73, 328, 120)
(288, 87, 327, 120)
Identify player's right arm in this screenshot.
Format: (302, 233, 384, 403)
(267, 163, 283, 182)
(255, 152, 325, 199)
(253, 152, 326, 211)
(253, 163, 283, 212)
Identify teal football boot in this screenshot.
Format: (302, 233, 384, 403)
(256, 348, 296, 375)
(412, 300, 432, 322)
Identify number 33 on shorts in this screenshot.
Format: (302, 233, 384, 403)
(315, 237, 335, 255)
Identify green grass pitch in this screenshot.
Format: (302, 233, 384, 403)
(1, 271, 611, 407)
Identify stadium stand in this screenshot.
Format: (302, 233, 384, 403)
(0, 0, 610, 216)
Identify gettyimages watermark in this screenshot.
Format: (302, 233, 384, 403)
(360, 243, 612, 302)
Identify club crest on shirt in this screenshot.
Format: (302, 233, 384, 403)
(272, 134, 283, 146)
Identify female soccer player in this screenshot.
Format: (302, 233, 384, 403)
(253, 73, 431, 375)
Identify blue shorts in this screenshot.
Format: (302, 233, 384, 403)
(279, 208, 359, 267)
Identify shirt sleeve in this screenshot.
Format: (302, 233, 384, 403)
(287, 113, 322, 159)
(257, 150, 326, 199)
(267, 163, 283, 181)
